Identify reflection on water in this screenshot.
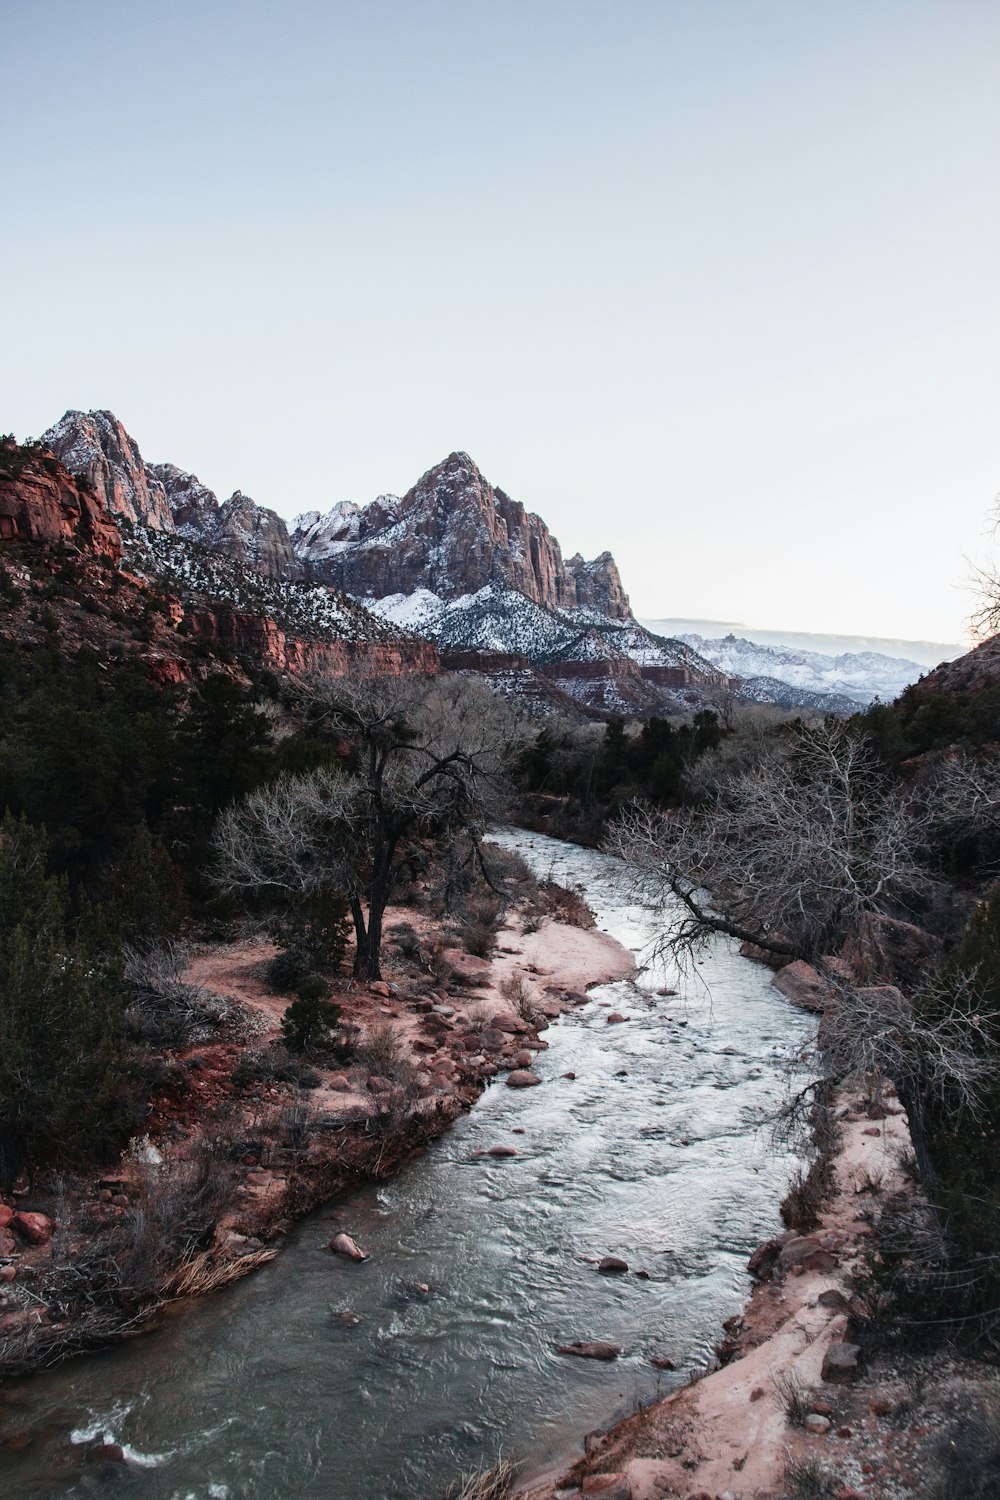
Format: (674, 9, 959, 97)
(0, 831, 812, 1499)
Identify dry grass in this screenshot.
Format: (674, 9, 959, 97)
(163, 1245, 278, 1298)
(443, 1457, 517, 1500)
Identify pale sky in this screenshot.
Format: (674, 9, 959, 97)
(4, 1, 999, 643)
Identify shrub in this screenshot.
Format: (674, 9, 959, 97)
(464, 920, 498, 959)
(280, 976, 341, 1053)
(266, 947, 311, 993)
(356, 1022, 409, 1081)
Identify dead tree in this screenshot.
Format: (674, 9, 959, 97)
(214, 672, 522, 980)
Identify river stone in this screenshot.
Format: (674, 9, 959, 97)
(506, 1070, 542, 1089)
(85, 1442, 126, 1467)
(557, 1340, 620, 1361)
(511, 1049, 534, 1068)
(329, 1232, 367, 1261)
(597, 1256, 629, 1274)
(486, 1145, 519, 1157)
(606, 1013, 628, 1024)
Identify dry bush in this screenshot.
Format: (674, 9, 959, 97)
(533, 879, 595, 930)
(356, 1022, 409, 1081)
(122, 943, 242, 1049)
(464, 920, 499, 959)
(444, 1457, 517, 1500)
(500, 974, 540, 1024)
(771, 1371, 813, 1428)
(782, 1460, 840, 1500)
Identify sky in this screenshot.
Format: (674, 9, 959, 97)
(4, 1, 999, 645)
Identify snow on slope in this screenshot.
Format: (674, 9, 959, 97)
(364, 585, 722, 674)
(680, 633, 923, 704)
(365, 585, 612, 661)
(122, 523, 411, 645)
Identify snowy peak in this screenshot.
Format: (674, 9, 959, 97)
(42, 410, 175, 532)
(292, 452, 633, 621)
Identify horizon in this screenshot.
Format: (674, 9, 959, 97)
(6, 2, 999, 643)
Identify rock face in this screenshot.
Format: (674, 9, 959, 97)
(292, 452, 633, 619)
(152, 463, 302, 579)
(42, 411, 175, 531)
(0, 443, 122, 564)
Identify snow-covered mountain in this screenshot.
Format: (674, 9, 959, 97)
(679, 632, 924, 705)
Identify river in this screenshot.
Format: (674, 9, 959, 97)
(0, 830, 812, 1499)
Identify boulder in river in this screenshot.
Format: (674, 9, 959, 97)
(557, 1340, 620, 1361)
(329, 1232, 367, 1261)
(506, 1070, 541, 1089)
(606, 1013, 628, 1024)
(597, 1256, 629, 1274)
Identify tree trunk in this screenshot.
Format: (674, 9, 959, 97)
(350, 895, 369, 979)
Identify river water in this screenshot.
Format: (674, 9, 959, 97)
(0, 830, 812, 1499)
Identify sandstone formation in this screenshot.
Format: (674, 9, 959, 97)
(0, 443, 122, 564)
(42, 410, 175, 531)
(292, 452, 633, 618)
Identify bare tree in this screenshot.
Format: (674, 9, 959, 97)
(607, 719, 1000, 1175)
(214, 672, 524, 980)
(608, 720, 932, 967)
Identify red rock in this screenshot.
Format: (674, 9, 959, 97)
(511, 1049, 534, 1068)
(747, 1238, 781, 1279)
(368, 981, 391, 998)
(11, 1211, 53, 1245)
(650, 1355, 676, 1369)
(606, 1013, 628, 1024)
(506, 1070, 542, 1089)
(557, 1340, 620, 1361)
(329, 1232, 367, 1261)
(0, 1205, 12, 1229)
(484, 1145, 518, 1158)
(770, 960, 834, 1011)
(822, 1342, 861, 1384)
(562, 1071, 577, 1080)
(749, 1386, 765, 1402)
(0, 453, 121, 563)
(581, 1475, 630, 1498)
(777, 1235, 838, 1275)
(0, 1265, 14, 1283)
(597, 1256, 629, 1274)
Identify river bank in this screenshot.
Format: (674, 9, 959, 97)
(0, 885, 635, 1386)
(515, 1084, 917, 1500)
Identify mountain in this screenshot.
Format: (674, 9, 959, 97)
(292, 451, 632, 619)
(41, 411, 175, 532)
(1, 436, 436, 686)
(678, 632, 924, 706)
(149, 464, 302, 579)
(33, 412, 735, 718)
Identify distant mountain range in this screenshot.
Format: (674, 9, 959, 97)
(672, 633, 927, 709)
(35, 409, 938, 719)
